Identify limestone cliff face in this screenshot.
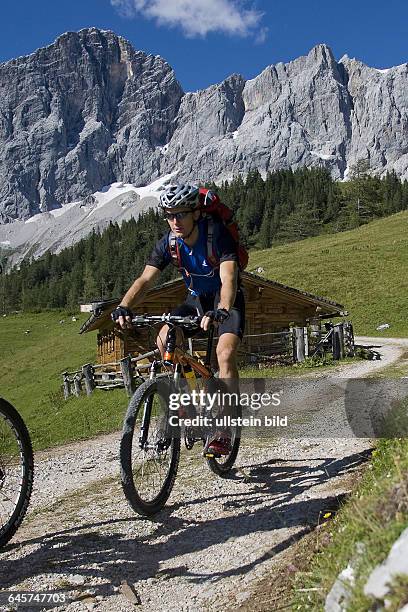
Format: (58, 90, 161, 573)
(0, 28, 183, 221)
(0, 29, 407, 222)
(162, 45, 353, 183)
(339, 55, 408, 179)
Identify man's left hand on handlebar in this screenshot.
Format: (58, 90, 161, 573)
(201, 308, 230, 332)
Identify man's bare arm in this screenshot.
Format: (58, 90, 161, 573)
(119, 265, 161, 310)
(113, 265, 161, 329)
(218, 260, 238, 311)
(201, 261, 238, 331)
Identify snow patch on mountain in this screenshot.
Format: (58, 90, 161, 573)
(310, 150, 337, 161)
(0, 173, 176, 268)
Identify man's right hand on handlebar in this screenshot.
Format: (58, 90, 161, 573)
(201, 308, 230, 332)
(111, 305, 134, 329)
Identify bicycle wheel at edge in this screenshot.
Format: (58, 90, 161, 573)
(0, 398, 34, 548)
(120, 379, 180, 516)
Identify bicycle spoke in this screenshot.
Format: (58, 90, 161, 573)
(129, 392, 174, 503)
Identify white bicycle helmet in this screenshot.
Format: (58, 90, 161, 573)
(159, 184, 200, 210)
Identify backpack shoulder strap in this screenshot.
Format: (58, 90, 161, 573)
(206, 217, 220, 268)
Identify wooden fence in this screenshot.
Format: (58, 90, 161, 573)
(189, 330, 293, 366)
(62, 322, 354, 399)
(62, 349, 159, 399)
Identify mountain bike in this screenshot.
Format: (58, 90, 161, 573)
(0, 397, 34, 547)
(120, 314, 241, 516)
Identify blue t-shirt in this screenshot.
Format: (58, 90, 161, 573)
(147, 218, 238, 295)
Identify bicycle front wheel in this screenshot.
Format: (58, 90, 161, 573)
(120, 379, 180, 516)
(0, 398, 34, 548)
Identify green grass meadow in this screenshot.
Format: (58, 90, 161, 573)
(0, 210, 406, 450)
(0, 310, 127, 450)
(249, 210, 408, 337)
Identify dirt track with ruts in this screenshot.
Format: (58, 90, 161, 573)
(1, 336, 407, 611)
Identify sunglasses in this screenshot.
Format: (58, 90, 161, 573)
(163, 211, 192, 221)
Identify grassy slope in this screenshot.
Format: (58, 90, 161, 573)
(0, 311, 126, 449)
(292, 435, 408, 611)
(248, 210, 408, 337)
(1, 210, 406, 449)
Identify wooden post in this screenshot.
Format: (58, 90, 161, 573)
(289, 327, 295, 362)
(295, 327, 305, 362)
(63, 372, 71, 400)
(73, 374, 82, 397)
(303, 327, 309, 358)
(310, 319, 321, 339)
(309, 318, 321, 354)
(82, 364, 95, 395)
(121, 355, 135, 397)
(339, 324, 345, 359)
(344, 322, 355, 356)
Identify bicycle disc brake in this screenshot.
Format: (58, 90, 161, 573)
(156, 438, 172, 452)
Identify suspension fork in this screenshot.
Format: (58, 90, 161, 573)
(139, 361, 160, 449)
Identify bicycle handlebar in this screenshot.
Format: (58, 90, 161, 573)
(131, 314, 202, 329)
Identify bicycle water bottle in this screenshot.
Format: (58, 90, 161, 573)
(183, 363, 196, 391)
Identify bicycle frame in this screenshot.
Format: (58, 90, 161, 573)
(119, 315, 241, 515)
(174, 347, 213, 378)
(176, 321, 216, 376)
(137, 319, 215, 450)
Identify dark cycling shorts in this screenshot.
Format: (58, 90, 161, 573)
(170, 287, 245, 340)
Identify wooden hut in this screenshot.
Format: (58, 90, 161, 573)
(80, 272, 345, 365)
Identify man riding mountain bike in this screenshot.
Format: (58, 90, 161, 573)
(112, 184, 245, 455)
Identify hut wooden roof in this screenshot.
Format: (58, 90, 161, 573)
(79, 272, 345, 335)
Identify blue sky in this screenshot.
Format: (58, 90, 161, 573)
(0, 0, 407, 92)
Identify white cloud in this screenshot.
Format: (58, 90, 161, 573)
(111, 0, 266, 39)
(255, 26, 268, 45)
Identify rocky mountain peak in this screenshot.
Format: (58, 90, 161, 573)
(0, 28, 183, 222)
(307, 43, 336, 66)
(0, 32, 407, 224)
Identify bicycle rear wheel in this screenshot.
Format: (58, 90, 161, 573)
(120, 379, 180, 516)
(0, 398, 34, 548)
(206, 407, 241, 477)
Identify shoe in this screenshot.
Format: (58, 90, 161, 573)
(207, 436, 232, 456)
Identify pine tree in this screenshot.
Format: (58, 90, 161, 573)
(83, 263, 99, 302)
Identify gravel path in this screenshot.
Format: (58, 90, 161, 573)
(0, 336, 406, 611)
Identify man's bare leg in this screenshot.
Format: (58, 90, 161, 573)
(156, 324, 184, 358)
(207, 332, 241, 453)
(216, 332, 240, 379)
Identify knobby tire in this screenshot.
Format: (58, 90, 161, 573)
(120, 379, 180, 516)
(0, 398, 34, 548)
